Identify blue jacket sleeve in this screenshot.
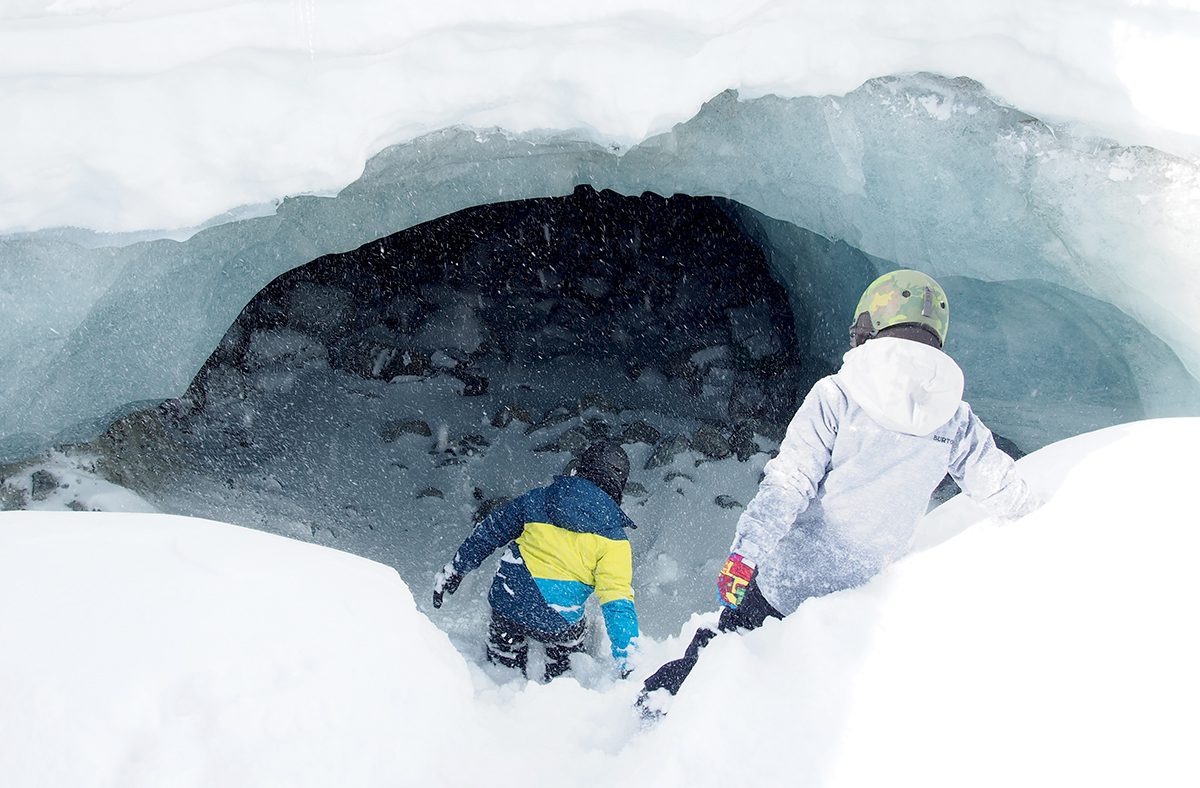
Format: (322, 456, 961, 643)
(451, 495, 528, 575)
(600, 599, 639, 667)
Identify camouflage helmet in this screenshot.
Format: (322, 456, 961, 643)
(850, 269, 949, 348)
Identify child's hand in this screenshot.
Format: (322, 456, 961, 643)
(717, 553, 756, 608)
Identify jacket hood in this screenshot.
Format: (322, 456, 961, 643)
(835, 337, 964, 436)
(545, 475, 634, 539)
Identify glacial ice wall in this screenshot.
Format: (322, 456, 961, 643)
(1, 74, 1198, 461)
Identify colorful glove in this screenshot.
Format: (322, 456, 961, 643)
(717, 552, 756, 609)
(432, 562, 463, 608)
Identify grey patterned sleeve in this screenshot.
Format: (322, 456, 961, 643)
(729, 378, 841, 564)
(948, 404, 1039, 521)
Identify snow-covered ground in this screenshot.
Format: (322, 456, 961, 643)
(3, 417, 1197, 787)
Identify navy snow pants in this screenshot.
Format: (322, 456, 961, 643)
(486, 609, 587, 681)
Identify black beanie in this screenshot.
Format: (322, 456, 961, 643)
(573, 441, 630, 504)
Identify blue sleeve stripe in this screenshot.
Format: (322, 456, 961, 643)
(600, 598, 639, 661)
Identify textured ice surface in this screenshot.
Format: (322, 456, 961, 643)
(1, 74, 1198, 460)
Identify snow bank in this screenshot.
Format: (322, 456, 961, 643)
(0, 512, 476, 787)
(634, 417, 1200, 786)
(2, 0, 1199, 234)
(3, 418, 1198, 787)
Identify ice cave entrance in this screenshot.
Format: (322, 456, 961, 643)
(185, 185, 809, 438)
(20, 176, 1192, 641)
(149, 187, 813, 638)
(4, 157, 1197, 648)
(1, 74, 1197, 663)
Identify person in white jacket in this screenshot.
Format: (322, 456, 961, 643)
(638, 269, 1040, 713)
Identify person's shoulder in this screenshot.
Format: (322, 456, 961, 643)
(607, 506, 637, 539)
(806, 374, 852, 410)
(502, 485, 546, 515)
(815, 374, 846, 396)
(581, 484, 635, 540)
(949, 397, 978, 422)
(934, 399, 979, 441)
(563, 476, 635, 538)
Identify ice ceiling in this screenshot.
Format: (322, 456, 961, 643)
(1, 73, 1198, 463)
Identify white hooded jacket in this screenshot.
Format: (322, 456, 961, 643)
(730, 337, 1035, 616)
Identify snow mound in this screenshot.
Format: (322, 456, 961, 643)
(3, 418, 1198, 787)
(635, 417, 1200, 786)
(0, 512, 475, 787)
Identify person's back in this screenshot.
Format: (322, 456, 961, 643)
(638, 269, 1040, 714)
(739, 333, 1034, 616)
(483, 473, 638, 653)
(433, 441, 639, 680)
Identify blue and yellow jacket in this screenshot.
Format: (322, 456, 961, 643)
(451, 475, 639, 665)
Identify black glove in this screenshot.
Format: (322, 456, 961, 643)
(432, 562, 463, 608)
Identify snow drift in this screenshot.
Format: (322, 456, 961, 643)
(4, 0, 1200, 235)
(3, 417, 1197, 787)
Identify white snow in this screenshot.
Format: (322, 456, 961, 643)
(2, 1, 1199, 234)
(3, 417, 1198, 787)
(2, 4, 1200, 781)
(0, 511, 477, 787)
